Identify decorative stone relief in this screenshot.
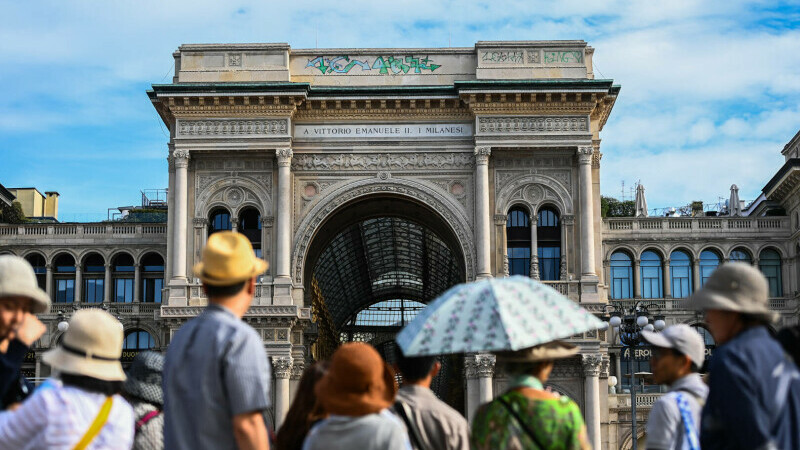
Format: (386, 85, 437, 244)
(225, 187, 244, 206)
(291, 360, 305, 380)
(474, 146, 491, 165)
(291, 153, 474, 171)
(523, 185, 545, 203)
(272, 356, 293, 379)
(582, 354, 602, 377)
(496, 175, 574, 215)
(527, 50, 540, 63)
(600, 355, 611, 378)
(577, 146, 593, 164)
(194, 159, 272, 172)
(549, 357, 583, 379)
(228, 53, 242, 67)
(176, 119, 288, 137)
(477, 116, 588, 134)
(465, 354, 496, 379)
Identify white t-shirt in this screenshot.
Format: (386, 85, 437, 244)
(0, 379, 134, 450)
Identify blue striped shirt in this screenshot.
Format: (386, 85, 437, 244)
(164, 303, 271, 450)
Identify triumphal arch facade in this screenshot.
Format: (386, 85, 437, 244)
(149, 41, 618, 446)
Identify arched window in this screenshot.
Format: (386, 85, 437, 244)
(24, 253, 46, 291)
(209, 208, 232, 236)
(537, 207, 562, 281)
(506, 207, 531, 277)
(112, 253, 135, 303)
(239, 208, 262, 259)
(640, 250, 663, 299)
(759, 249, 783, 297)
(699, 250, 721, 287)
(610, 251, 633, 299)
(82, 253, 105, 303)
(53, 253, 75, 303)
(670, 250, 693, 298)
(123, 330, 155, 350)
(729, 248, 752, 264)
(141, 253, 164, 303)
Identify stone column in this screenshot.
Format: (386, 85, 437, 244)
(166, 153, 175, 282)
(35, 355, 42, 379)
(231, 217, 239, 233)
(494, 214, 508, 277)
(560, 216, 572, 280)
(273, 356, 293, 429)
(530, 214, 540, 280)
(577, 146, 596, 277)
(261, 216, 274, 276)
(465, 354, 496, 422)
(692, 259, 701, 290)
(289, 359, 305, 402)
(274, 149, 293, 305)
(663, 259, 672, 298)
(582, 354, 602, 450)
(74, 265, 82, 303)
(133, 263, 142, 302)
(474, 146, 492, 280)
(172, 150, 190, 281)
(633, 259, 642, 298)
(103, 263, 112, 302)
(45, 264, 53, 299)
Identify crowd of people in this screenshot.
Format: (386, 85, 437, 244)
(0, 233, 799, 449)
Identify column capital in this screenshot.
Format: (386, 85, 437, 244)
(291, 360, 305, 380)
(493, 214, 507, 226)
(474, 146, 491, 165)
(600, 355, 611, 378)
(276, 148, 293, 166)
(272, 355, 293, 379)
(502, 254, 509, 277)
(577, 146, 593, 164)
(193, 217, 208, 227)
(173, 149, 190, 167)
(104, 263, 112, 269)
(562, 214, 575, 226)
(45, 264, 53, 270)
(592, 151, 603, 169)
(167, 154, 175, 171)
(581, 353, 602, 377)
(261, 216, 275, 227)
(465, 354, 495, 379)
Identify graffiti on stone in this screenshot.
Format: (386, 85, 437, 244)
(306, 55, 441, 75)
(481, 51, 524, 64)
(543, 51, 583, 64)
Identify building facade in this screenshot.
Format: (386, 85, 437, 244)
(1, 41, 798, 449)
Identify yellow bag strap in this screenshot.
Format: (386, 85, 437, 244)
(73, 396, 113, 450)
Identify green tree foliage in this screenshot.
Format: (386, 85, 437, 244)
(0, 201, 28, 224)
(601, 196, 636, 218)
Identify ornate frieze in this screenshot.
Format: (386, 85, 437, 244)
(261, 216, 275, 227)
(176, 119, 289, 137)
(194, 159, 272, 171)
(550, 357, 583, 379)
(291, 153, 474, 171)
(477, 116, 589, 134)
(161, 305, 302, 317)
(272, 356, 293, 379)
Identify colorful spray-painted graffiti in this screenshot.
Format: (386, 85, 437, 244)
(306, 55, 441, 75)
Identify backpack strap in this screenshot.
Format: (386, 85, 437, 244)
(498, 396, 547, 450)
(73, 396, 113, 450)
(393, 400, 427, 450)
(135, 410, 162, 432)
(675, 393, 701, 450)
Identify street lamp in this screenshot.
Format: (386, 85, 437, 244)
(604, 302, 665, 450)
(57, 312, 69, 332)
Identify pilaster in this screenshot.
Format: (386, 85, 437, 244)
(474, 146, 492, 280)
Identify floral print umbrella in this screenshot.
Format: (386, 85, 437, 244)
(396, 275, 604, 356)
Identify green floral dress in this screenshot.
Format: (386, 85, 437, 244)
(471, 391, 588, 450)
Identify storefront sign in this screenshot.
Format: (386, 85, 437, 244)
(622, 346, 714, 360)
(294, 123, 473, 139)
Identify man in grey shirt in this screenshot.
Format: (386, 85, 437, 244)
(641, 324, 708, 450)
(164, 231, 271, 450)
(392, 346, 469, 450)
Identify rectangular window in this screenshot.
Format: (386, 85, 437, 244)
(84, 279, 104, 303)
(762, 267, 782, 297)
(641, 266, 662, 299)
(55, 279, 74, 303)
(610, 267, 632, 299)
(671, 266, 691, 298)
(507, 247, 530, 277)
(115, 278, 134, 303)
(143, 278, 163, 303)
(538, 246, 561, 281)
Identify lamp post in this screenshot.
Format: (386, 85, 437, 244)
(604, 302, 666, 450)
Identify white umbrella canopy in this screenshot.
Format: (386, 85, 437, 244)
(729, 184, 742, 216)
(635, 184, 648, 217)
(396, 276, 605, 356)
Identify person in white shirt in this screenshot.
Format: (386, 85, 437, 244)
(0, 308, 134, 449)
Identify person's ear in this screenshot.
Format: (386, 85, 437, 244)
(431, 361, 442, 378)
(247, 277, 256, 295)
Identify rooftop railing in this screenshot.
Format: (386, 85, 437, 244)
(603, 216, 789, 232)
(610, 297, 794, 311)
(0, 223, 167, 238)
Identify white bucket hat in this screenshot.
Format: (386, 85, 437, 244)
(0, 255, 50, 314)
(43, 309, 126, 381)
(690, 262, 778, 323)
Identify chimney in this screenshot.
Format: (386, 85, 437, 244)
(44, 191, 59, 219)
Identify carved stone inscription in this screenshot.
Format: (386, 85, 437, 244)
(477, 116, 588, 134)
(291, 153, 474, 171)
(177, 119, 289, 137)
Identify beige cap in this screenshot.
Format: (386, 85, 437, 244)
(0, 255, 50, 314)
(43, 309, 126, 381)
(689, 262, 778, 323)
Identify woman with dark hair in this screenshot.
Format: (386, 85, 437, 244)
(123, 350, 165, 450)
(0, 309, 134, 449)
(275, 360, 329, 450)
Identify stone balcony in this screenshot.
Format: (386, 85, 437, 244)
(602, 216, 791, 238)
(42, 302, 163, 321)
(0, 223, 167, 245)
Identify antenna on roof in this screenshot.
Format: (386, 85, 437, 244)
(621, 180, 625, 201)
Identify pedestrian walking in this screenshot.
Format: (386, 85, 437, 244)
(275, 361, 329, 450)
(123, 351, 165, 450)
(0, 255, 48, 410)
(302, 342, 411, 450)
(391, 347, 469, 450)
(0, 308, 135, 449)
(692, 262, 800, 450)
(471, 341, 592, 450)
(164, 231, 272, 450)
(641, 324, 709, 450)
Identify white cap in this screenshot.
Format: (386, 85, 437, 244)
(641, 324, 705, 367)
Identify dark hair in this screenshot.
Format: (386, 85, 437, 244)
(667, 348, 700, 373)
(776, 325, 800, 366)
(394, 347, 438, 382)
(275, 361, 329, 450)
(204, 281, 247, 298)
(61, 373, 124, 396)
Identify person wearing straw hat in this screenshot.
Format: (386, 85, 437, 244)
(0, 308, 135, 449)
(691, 262, 800, 450)
(302, 342, 411, 450)
(164, 231, 271, 450)
(471, 341, 591, 450)
(0, 255, 48, 410)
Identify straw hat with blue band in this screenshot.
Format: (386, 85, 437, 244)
(193, 231, 268, 286)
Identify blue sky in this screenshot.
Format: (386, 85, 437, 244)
(1, 0, 798, 221)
